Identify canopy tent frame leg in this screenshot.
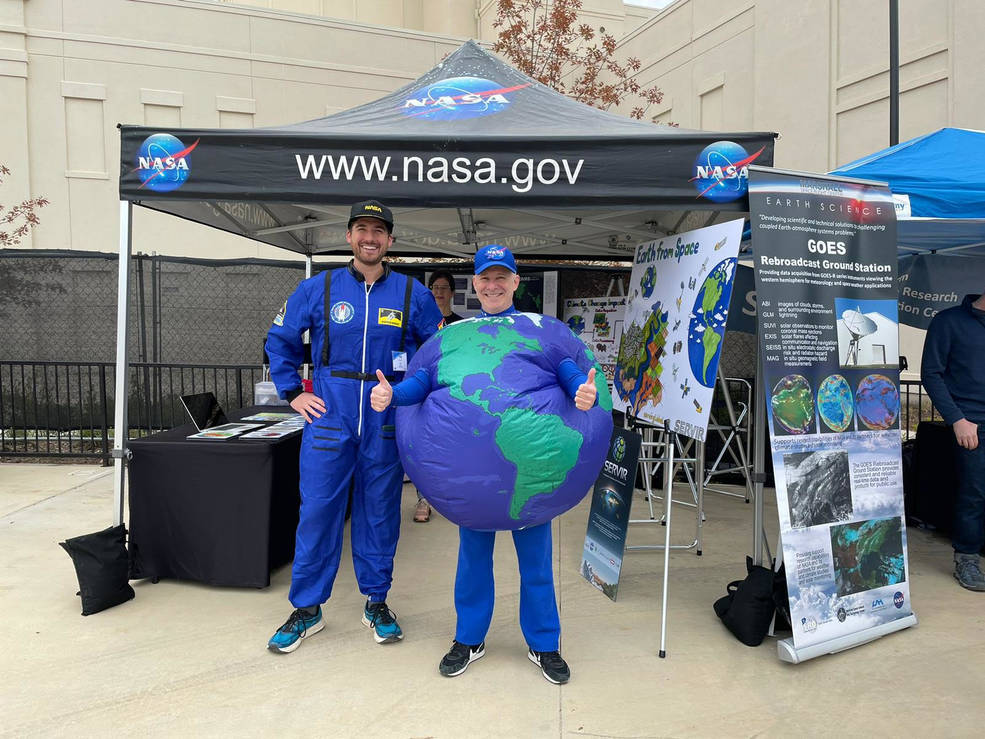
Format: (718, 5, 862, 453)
(752, 347, 772, 566)
(658, 420, 674, 658)
(112, 201, 133, 527)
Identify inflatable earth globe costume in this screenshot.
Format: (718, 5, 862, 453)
(395, 312, 614, 531)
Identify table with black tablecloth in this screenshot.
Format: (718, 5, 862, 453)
(127, 406, 301, 588)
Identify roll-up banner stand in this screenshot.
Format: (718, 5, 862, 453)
(748, 166, 917, 664)
(580, 427, 643, 601)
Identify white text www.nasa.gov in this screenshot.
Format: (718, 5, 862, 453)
(294, 154, 584, 193)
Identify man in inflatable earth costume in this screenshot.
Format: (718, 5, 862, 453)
(372, 244, 611, 683)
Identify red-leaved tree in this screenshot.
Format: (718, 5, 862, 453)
(0, 164, 48, 246)
(492, 0, 663, 120)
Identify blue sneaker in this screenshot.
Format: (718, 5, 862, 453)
(267, 607, 324, 653)
(361, 600, 403, 644)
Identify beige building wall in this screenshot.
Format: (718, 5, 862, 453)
(3, 0, 470, 259)
(0, 0, 654, 260)
(3, 0, 981, 268)
(616, 0, 985, 169)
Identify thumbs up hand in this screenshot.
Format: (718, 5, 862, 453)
(370, 369, 394, 412)
(575, 367, 598, 411)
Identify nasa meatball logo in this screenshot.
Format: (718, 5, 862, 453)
(401, 77, 530, 121)
(135, 133, 199, 192)
(690, 141, 765, 203)
(893, 591, 905, 609)
(330, 301, 355, 324)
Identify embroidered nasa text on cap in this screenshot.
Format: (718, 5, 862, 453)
(348, 200, 394, 232)
(474, 244, 517, 274)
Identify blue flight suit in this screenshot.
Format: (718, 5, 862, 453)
(266, 262, 442, 608)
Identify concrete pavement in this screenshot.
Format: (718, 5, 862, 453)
(2, 461, 983, 738)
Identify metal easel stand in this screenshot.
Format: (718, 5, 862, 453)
(626, 420, 705, 556)
(623, 418, 705, 658)
(703, 372, 754, 503)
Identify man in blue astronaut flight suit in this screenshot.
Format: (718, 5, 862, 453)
(265, 200, 443, 653)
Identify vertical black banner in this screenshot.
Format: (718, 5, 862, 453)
(749, 167, 914, 652)
(580, 428, 642, 601)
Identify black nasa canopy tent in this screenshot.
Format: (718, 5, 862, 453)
(118, 40, 776, 260)
(109, 40, 777, 523)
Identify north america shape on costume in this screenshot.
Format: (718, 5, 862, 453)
(396, 312, 614, 531)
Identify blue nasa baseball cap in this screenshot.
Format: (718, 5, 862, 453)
(474, 244, 517, 275)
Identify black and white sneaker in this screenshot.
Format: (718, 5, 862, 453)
(438, 640, 485, 677)
(528, 649, 570, 684)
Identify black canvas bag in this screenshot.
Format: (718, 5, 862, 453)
(60, 524, 135, 616)
(713, 556, 776, 646)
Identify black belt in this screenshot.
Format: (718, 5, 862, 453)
(331, 370, 396, 382)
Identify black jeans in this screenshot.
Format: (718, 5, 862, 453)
(953, 427, 985, 554)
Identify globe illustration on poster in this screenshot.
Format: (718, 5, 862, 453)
(771, 374, 814, 434)
(855, 374, 900, 430)
(640, 265, 656, 298)
(817, 374, 854, 432)
(395, 313, 613, 531)
(687, 258, 736, 387)
(566, 314, 586, 335)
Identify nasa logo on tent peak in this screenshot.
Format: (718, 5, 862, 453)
(401, 76, 530, 121)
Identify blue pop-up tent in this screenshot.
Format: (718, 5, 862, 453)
(831, 127, 985, 257)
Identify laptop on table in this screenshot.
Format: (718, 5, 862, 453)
(179, 392, 229, 431)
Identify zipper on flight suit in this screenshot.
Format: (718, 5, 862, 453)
(358, 280, 373, 437)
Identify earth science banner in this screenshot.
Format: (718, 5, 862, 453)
(749, 168, 915, 653)
(611, 219, 743, 441)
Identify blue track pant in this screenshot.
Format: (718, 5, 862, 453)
(454, 522, 561, 652)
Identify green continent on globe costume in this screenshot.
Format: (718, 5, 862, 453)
(435, 316, 606, 520)
(699, 270, 726, 384)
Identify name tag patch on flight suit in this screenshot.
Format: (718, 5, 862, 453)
(330, 301, 355, 324)
(378, 308, 403, 327)
(273, 300, 287, 326)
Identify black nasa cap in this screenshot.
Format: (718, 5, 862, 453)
(347, 200, 394, 233)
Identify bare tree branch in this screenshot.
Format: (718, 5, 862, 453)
(0, 164, 48, 247)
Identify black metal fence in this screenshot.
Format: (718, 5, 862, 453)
(0, 360, 262, 461)
(0, 358, 937, 463)
(899, 378, 940, 440)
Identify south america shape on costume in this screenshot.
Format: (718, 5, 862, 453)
(396, 312, 614, 531)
